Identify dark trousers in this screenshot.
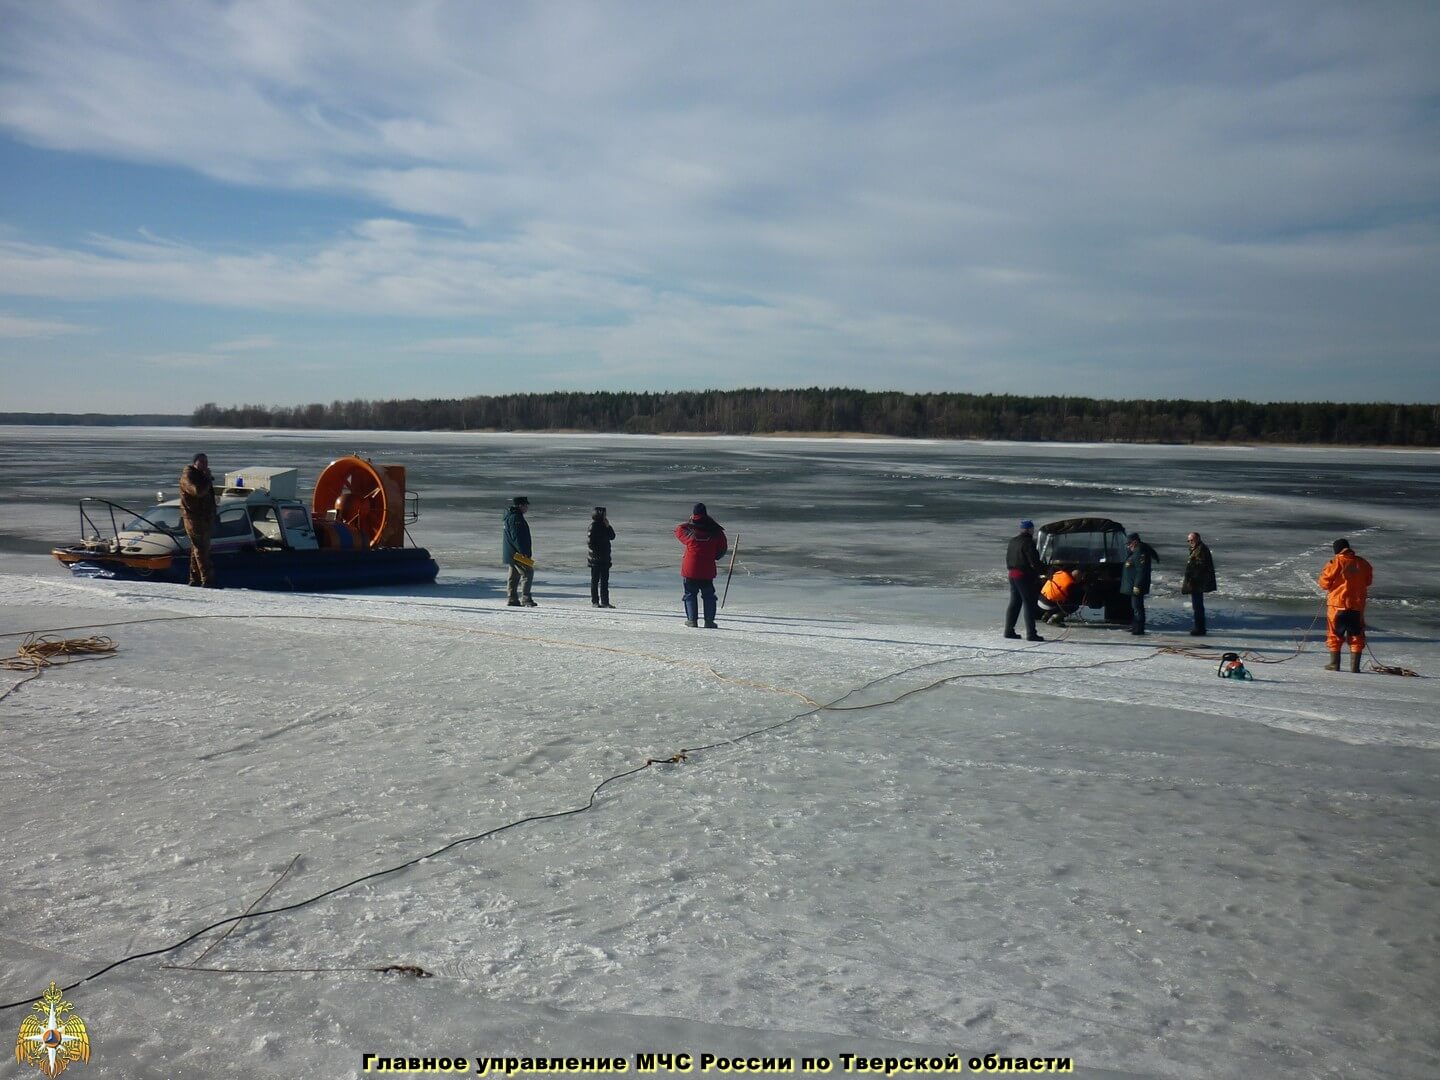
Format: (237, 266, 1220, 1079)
(1131, 592, 1147, 633)
(590, 564, 610, 604)
(1005, 576, 1039, 636)
(683, 577, 717, 624)
(1189, 590, 1206, 630)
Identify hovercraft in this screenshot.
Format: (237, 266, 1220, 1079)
(52, 456, 440, 591)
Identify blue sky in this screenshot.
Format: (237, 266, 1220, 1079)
(1, 0, 1438, 413)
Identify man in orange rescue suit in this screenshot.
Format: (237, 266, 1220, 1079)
(180, 452, 218, 588)
(1318, 537, 1373, 672)
(1038, 567, 1084, 626)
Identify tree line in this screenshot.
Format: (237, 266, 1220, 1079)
(0, 412, 188, 426)
(189, 389, 1439, 446)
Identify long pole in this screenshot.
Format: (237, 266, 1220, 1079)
(721, 534, 740, 608)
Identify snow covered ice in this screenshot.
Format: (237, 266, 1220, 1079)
(1, 429, 1437, 1079)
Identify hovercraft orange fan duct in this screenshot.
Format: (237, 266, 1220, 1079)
(311, 456, 407, 549)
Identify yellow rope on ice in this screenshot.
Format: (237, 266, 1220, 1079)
(1, 632, 116, 670)
(0, 633, 118, 702)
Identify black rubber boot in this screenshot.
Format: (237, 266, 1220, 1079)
(1349, 651, 1362, 673)
(1324, 651, 1340, 671)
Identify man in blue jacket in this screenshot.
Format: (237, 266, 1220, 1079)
(503, 496, 536, 607)
(1120, 532, 1157, 635)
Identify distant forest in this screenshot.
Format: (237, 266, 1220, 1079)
(188, 390, 1439, 446)
(0, 412, 188, 426)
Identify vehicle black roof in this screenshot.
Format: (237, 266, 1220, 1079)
(1039, 517, 1126, 535)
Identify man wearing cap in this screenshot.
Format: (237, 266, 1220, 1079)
(1318, 538, 1373, 672)
(502, 496, 537, 607)
(1120, 532, 1158, 634)
(1180, 531, 1217, 636)
(1004, 519, 1045, 642)
(674, 502, 727, 628)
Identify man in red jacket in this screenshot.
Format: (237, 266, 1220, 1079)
(675, 502, 728, 628)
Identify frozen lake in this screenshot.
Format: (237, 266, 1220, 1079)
(1, 428, 1437, 1079)
(3, 426, 1438, 628)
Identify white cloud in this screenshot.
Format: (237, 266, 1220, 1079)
(0, 312, 92, 338)
(6, 1, 1434, 240)
(144, 351, 226, 369)
(209, 335, 278, 352)
(0, 0, 1437, 400)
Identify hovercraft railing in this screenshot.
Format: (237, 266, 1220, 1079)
(75, 498, 180, 551)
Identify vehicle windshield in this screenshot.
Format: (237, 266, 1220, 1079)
(122, 504, 184, 533)
(1039, 529, 1128, 564)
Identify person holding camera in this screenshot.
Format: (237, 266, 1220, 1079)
(588, 506, 616, 608)
(180, 451, 218, 588)
(675, 502, 727, 628)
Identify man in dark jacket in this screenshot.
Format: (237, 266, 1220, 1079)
(502, 496, 536, 607)
(587, 507, 616, 608)
(1180, 531, 1217, 636)
(179, 452, 218, 588)
(674, 502, 727, 628)
(1004, 519, 1045, 642)
(1120, 532, 1159, 635)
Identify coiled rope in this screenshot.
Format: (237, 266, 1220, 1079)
(0, 633, 117, 703)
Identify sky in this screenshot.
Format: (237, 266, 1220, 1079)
(1, 0, 1438, 413)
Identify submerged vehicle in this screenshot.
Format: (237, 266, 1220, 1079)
(52, 456, 439, 590)
(1035, 517, 1133, 623)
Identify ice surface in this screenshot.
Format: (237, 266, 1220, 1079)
(1, 431, 1437, 1078)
